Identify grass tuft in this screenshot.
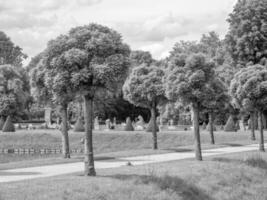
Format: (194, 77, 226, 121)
(244, 154, 267, 170)
(113, 174, 213, 200)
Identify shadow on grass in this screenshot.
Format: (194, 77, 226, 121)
(220, 143, 243, 147)
(213, 155, 267, 171)
(212, 157, 241, 164)
(163, 148, 192, 153)
(73, 156, 115, 161)
(110, 174, 214, 200)
(0, 171, 40, 176)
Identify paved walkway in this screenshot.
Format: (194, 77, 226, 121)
(0, 143, 265, 183)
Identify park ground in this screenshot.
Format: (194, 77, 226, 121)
(0, 129, 267, 200)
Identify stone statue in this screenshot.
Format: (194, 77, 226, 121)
(105, 118, 111, 131)
(168, 119, 176, 130)
(136, 115, 145, 131)
(94, 116, 100, 130)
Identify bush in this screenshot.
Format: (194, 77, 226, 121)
(0, 117, 5, 130)
(2, 116, 15, 132)
(224, 116, 236, 132)
(124, 117, 134, 131)
(74, 117, 85, 132)
(146, 119, 159, 132)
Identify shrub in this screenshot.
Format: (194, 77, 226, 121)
(124, 117, 134, 131)
(224, 116, 236, 132)
(146, 119, 159, 132)
(0, 117, 5, 130)
(2, 116, 15, 132)
(74, 117, 85, 132)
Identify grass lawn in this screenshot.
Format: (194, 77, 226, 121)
(0, 129, 265, 165)
(0, 151, 267, 200)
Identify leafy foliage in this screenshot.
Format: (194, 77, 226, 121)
(226, 0, 267, 65)
(230, 64, 267, 111)
(0, 65, 29, 118)
(130, 50, 154, 67)
(123, 64, 166, 109)
(0, 31, 27, 67)
(165, 53, 215, 105)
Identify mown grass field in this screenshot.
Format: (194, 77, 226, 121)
(0, 129, 265, 165)
(0, 151, 267, 200)
(0, 129, 264, 161)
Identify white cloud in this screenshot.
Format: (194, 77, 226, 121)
(0, 0, 237, 62)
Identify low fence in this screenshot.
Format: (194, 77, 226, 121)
(0, 148, 84, 155)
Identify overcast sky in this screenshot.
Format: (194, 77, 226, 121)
(0, 0, 237, 64)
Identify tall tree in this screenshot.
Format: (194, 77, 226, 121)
(230, 64, 267, 151)
(63, 24, 131, 176)
(0, 31, 27, 67)
(0, 65, 27, 120)
(165, 53, 216, 160)
(123, 64, 166, 149)
(226, 0, 267, 65)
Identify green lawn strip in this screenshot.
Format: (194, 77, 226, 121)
(0, 129, 259, 151)
(0, 142, 258, 170)
(0, 130, 257, 150)
(0, 130, 263, 169)
(0, 151, 266, 200)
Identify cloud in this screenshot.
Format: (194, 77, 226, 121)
(0, 13, 57, 29)
(113, 10, 229, 44)
(0, 0, 102, 13)
(0, 0, 236, 62)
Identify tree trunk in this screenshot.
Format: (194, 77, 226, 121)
(151, 103, 158, 150)
(60, 103, 70, 158)
(83, 95, 96, 176)
(255, 111, 258, 130)
(250, 111, 256, 141)
(209, 112, 215, 145)
(258, 111, 265, 152)
(192, 103, 202, 161)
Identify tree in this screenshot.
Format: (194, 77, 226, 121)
(30, 53, 72, 158)
(230, 64, 267, 151)
(0, 31, 27, 67)
(64, 24, 130, 176)
(202, 77, 229, 144)
(30, 56, 53, 103)
(0, 65, 27, 121)
(165, 53, 215, 160)
(43, 34, 82, 158)
(123, 64, 166, 149)
(226, 0, 267, 65)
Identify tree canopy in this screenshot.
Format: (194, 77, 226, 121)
(230, 64, 267, 151)
(0, 31, 27, 67)
(226, 0, 267, 65)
